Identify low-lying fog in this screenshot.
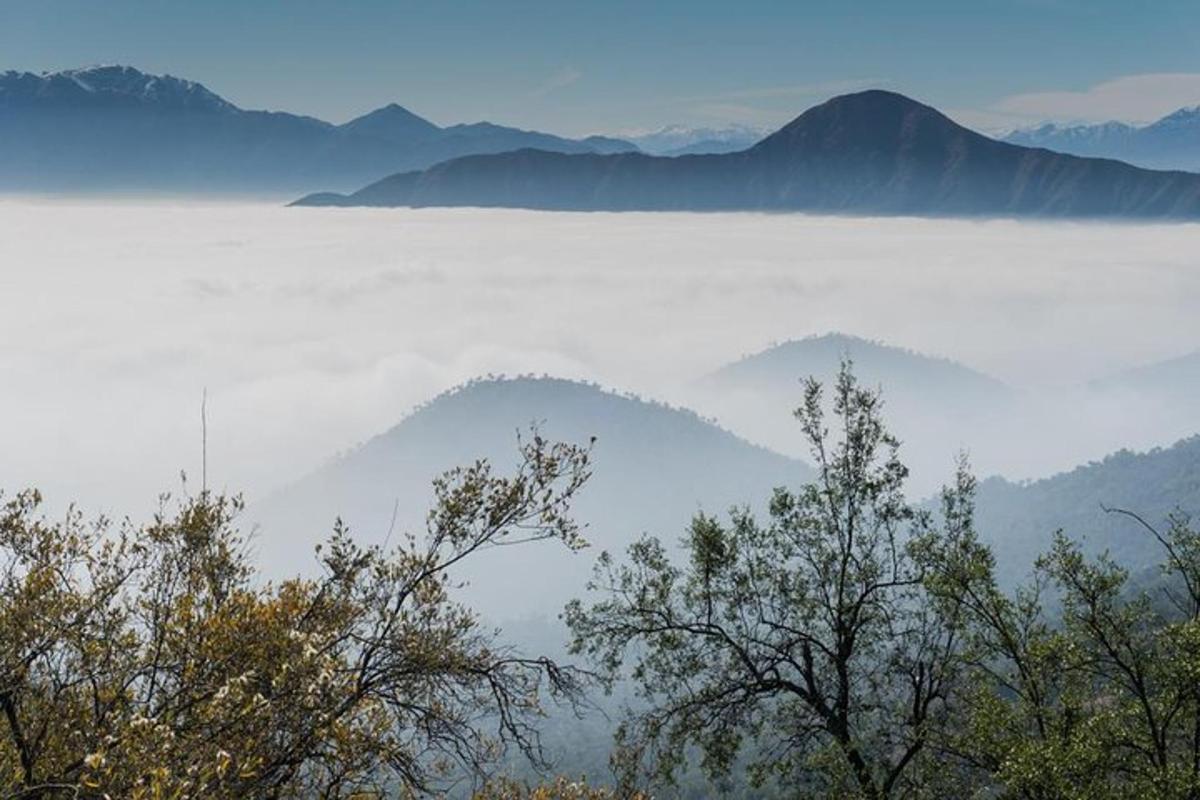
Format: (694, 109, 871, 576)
(2, 199, 1198, 515)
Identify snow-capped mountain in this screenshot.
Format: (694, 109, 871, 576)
(1147, 105, 1200, 133)
(1004, 106, 1200, 172)
(624, 123, 767, 155)
(0, 65, 637, 194)
(0, 65, 237, 113)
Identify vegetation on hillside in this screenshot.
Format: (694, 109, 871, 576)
(3, 365, 1199, 798)
(0, 435, 592, 799)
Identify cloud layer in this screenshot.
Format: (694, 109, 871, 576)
(2, 201, 1198, 515)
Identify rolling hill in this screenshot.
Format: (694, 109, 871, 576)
(694, 333, 1015, 492)
(247, 377, 807, 617)
(294, 89, 1200, 218)
(973, 435, 1200, 585)
(1092, 348, 1200, 405)
(246, 366, 1200, 615)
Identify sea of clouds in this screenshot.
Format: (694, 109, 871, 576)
(2, 199, 1198, 515)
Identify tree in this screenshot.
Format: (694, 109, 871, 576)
(0, 434, 592, 800)
(925, 496, 1200, 799)
(472, 775, 649, 800)
(565, 364, 972, 799)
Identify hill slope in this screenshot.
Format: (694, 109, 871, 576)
(1092, 349, 1200, 402)
(0, 66, 637, 194)
(246, 370, 1200, 615)
(295, 90, 1200, 218)
(248, 377, 807, 616)
(974, 435, 1200, 585)
(695, 334, 1015, 492)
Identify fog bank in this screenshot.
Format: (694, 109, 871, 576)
(1, 200, 1198, 513)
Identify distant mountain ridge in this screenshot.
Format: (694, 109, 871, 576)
(704, 333, 1009, 395)
(694, 333, 1015, 492)
(247, 368, 1200, 613)
(0, 65, 236, 112)
(0, 65, 638, 193)
(1004, 106, 1200, 172)
(296, 90, 1200, 218)
(625, 123, 767, 155)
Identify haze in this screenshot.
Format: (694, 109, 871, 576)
(2, 198, 1198, 515)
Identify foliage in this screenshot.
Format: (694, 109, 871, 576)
(566, 364, 974, 799)
(0, 434, 592, 800)
(5, 361, 1200, 799)
(471, 775, 649, 800)
(920, 489, 1200, 798)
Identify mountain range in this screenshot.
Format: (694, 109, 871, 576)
(1004, 106, 1200, 172)
(296, 90, 1200, 218)
(624, 123, 767, 156)
(249, 356, 1200, 621)
(7, 67, 1200, 217)
(0, 65, 636, 193)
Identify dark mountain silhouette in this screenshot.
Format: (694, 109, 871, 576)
(1005, 106, 1200, 172)
(295, 89, 1200, 218)
(695, 334, 1015, 491)
(0, 66, 638, 194)
(337, 102, 441, 144)
(248, 377, 807, 616)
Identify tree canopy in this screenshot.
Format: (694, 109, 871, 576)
(0, 434, 592, 799)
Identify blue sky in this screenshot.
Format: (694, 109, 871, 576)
(3, 0, 1199, 135)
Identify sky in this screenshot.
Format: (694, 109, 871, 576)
(2, 1, 1199, 135)
(3, 201, 1200, 518)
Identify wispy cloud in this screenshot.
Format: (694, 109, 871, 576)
(977, 73, 1200, 129)
(532, 66, 582, 98)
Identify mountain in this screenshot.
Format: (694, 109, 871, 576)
(296, 90, 1200, 218)
(337, 102, 441, 144)
(694, 334, 1015, 492)
(0, 65, 638, 194)
(1004, 106, 1200, 172)
(1004, 121, 1139, 159)
(0, 65, 236, 112)
(626, 124, 766, 155)
(1087, 350, 1200, 452)
(663, 138, 759, 156)
(974, 435, 1200, 586)
(248, 377, 806, 617)
(1094, 349, 1200, 400)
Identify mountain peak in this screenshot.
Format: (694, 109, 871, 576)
(710, 333, 1007, 391)
(806, 89, 941, 117)
(0, 65, 236, 112)
(338, 102, 441, 143)
(752, 89, 967, 157)
(775, 88, 945, 128)
(1148, 105, 1200, 130)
